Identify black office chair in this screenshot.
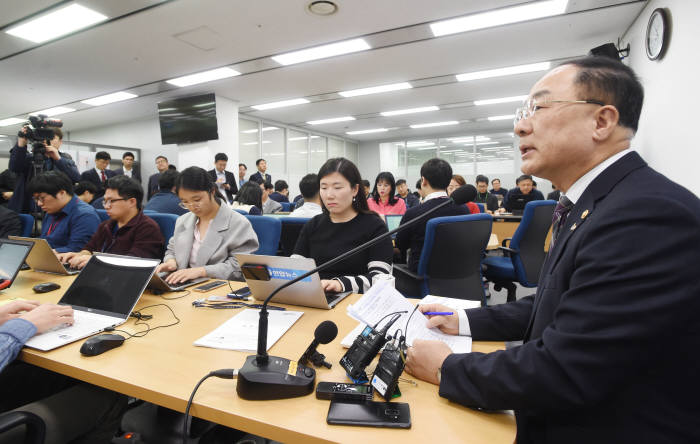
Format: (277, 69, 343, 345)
(0, 411, 46, 444)
(278, 217, 310, 256)
(393, 214, 492, 302)
(483, 200, 556, 302)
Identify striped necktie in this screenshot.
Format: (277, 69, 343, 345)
(551, 195, 573, 246)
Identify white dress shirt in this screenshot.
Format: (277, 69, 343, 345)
(289, 201, 322, 218)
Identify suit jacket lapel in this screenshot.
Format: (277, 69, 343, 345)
(195, 205, 227, 265)
(177, 215, 196, 267)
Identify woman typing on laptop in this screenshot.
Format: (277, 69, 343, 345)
(156, 167, 259, 284)
(292, 158, 393, 294)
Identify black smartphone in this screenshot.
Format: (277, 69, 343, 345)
(316, 382, 373, 402)
(326, 400, 411, 429)
(192, 280, 227, 292)
(241, 264, 270, 281)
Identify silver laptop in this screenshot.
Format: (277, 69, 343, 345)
(0, 238, 33, 289)
(9, 236, 80, 275)
(24, 254, 160, 351)
(234, 254, 351, 310)
(147, 272, 208, 292)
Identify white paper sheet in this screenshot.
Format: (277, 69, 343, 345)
(194, 309, 303, 352)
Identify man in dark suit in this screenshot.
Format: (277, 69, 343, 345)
(147, 155, 169, 200)
(79, 151, 116, 199)
(405, 57, 700, 443)
(113, 151, 141, 183)
(248, 158, 271, 185)
(207, 153, 238, 203)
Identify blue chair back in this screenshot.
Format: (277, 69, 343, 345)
(147, 213, 179, 246)
(279, 217, 310, 256)
(244, 215, 281, 255)
(280, 202, 293, 212)
(233, 209, 248, 216)
(18, 214, 34, 237)
(416, 214, 492, 301)
(475, 203, 485, 213)
(95, 209, 110, 222)
(508, 200, 556, 287)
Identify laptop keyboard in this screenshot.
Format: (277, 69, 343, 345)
(43, 310, 114, 336)
(325, 291, 341, 305)
(63, 263, 81, 273)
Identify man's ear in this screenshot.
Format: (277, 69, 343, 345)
(592, 105, 620, 142)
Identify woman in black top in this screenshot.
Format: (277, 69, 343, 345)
(293, 158, 393, 294)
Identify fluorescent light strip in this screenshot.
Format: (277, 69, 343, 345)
(241, 126, 279, 134)
(32, 106, 75, 117)
(166, 67, 240, 87)
(251, 98, 309, 111)
(6, 4, 108, 43)
(0, 118, 25, 127)
(474, 95, 528, 106)
(339, 82, 412, 98)
(430, 0, 568, 37)
(488, 115, 515, 121)
(406, 142, 434, 147)
(410, 121, 459, 129)
(307, 116, 355, 125)
(288, 137, 308, 141)
(456, 62, 551, 82)
(380, 106, 439, 117)
(272, 38, 370, 66)
(242, 141, 272, 145)
(81, 91, 137, 106)
(346, 128, 388, 135)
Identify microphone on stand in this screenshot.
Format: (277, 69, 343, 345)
(298, 321, 338, 369)
(235, 185, 477, 400)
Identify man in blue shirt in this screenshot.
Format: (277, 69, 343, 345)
(0, 300, 128, 442)
(28, 171, 100, 253)
(144, 169, 188, 216)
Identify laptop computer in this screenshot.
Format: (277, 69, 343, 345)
(234, 254, 352, 309)
(384, 215, 402, 239)
(0, 238, 33, 290)
(9, 236, 81, 275)
(24, 254, 160, 351)
(147, 272, 209, 292)
(509, 193, 536, 215)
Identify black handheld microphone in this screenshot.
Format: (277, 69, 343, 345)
(236, 185, 477, 400)
(298, 320, 338, 369)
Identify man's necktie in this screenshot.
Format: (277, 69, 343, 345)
(101, 170, 107, 184)
(551, 195, 573, 246)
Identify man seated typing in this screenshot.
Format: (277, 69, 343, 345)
(58, 176, 164, 268)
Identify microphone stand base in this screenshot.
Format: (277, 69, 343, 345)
(236, 355, 316, 400)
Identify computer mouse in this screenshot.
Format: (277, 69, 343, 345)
(32, 282, 61, 293)
(80, 334, 125, 356)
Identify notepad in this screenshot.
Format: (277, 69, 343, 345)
(194, 309, 303, 352)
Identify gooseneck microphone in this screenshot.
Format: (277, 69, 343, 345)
(235, 185, 477, 400)
(298, 321, 338, 369)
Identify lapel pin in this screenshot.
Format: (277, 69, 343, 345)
(570, 223, 577, 231)
(581, 210, 589, 219)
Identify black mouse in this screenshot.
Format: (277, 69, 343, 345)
(80, 334, 125, 356)
(32, 282, 60, 293)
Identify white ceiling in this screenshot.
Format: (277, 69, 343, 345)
(0, 0, 647, 142)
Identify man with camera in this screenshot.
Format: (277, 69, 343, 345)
(8, 120, 80, 213)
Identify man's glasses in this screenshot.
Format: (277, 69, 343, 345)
(514, 98, 606, 125)
(102, 198, 126, 207)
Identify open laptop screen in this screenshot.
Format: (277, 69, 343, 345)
(59, 255, 159, 317)
(0, 239, 32, 285)
(385, 215, 402, 232)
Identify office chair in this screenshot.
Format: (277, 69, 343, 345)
(476, 203, 485, 213)
(147, 213, 178, 246)
(0, 411, 46, 444)
(482, 200, 556, 302)
(95, 209, 110, 222)
(18, 214, 34, 237)
(280, 202, 293, 212)
(393, 214, 492, 302)
(279, 217, 310, 256)
(244, 215, 281, 255)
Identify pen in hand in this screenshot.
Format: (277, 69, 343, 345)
(423, 311, 454, 316)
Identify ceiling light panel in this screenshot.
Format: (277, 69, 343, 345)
(488, 115, 515, 121)
(81, 92, 137, 106)
(380, 106, 439, 117)
(32, 107, 76, 117)
(474, 95, 528, 106)
(307, 116, 355, 125)
(251, 98, 310, 111)
(339, 82, 412, 98)
(272, 38, 370, 65)
(456, 62, 551, 82)
(6, 4, 108, 43)
(346, 128, 388, 135)
(430, 0, 568, 37)
(166, 67, 240, 87)
(0, 118, 25, 126)
(410, 121, 459, 129)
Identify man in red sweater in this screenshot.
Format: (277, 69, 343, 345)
(57, 176, 164, 268)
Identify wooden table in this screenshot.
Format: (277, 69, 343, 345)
(4, 271, 516, 444)
(492, 221, 552, 251)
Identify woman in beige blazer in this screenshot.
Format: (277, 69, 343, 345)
(156, 167, 258, 283)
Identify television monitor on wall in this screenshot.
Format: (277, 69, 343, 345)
(157, 93, 218, 145)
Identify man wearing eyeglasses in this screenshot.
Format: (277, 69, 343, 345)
(57, 176, 164, 269)
(404, 56, 700, 443)
(27, 170, 100, 253)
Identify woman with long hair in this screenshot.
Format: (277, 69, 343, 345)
(367, 171, 406, 216)
(293, 158, 393, 294)
(156, 166, 258, 283)
(231, 181, 263, 215)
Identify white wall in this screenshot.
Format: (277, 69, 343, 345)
(621, 0, 700, 195)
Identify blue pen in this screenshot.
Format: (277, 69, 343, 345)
(423, 311, 454, 316)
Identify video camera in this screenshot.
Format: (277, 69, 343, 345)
(18, 114, 63, 165)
